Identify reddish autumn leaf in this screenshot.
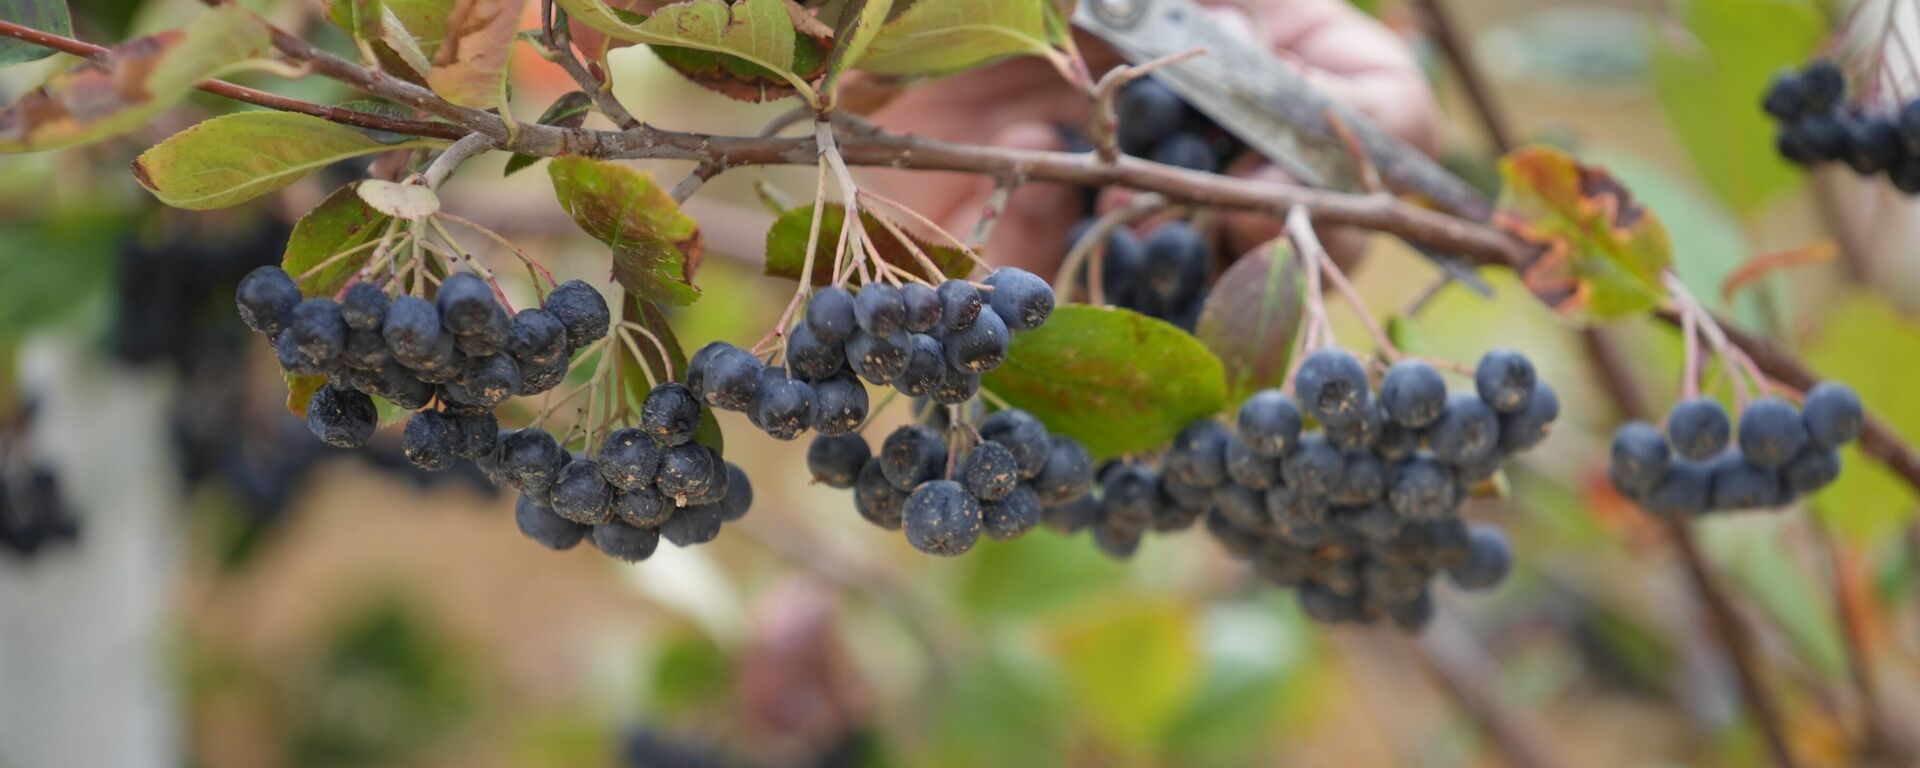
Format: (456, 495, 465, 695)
(1492, 146, 1674, 321)
(428, 0, 521, 108)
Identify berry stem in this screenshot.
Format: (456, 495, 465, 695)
(976, 387, 1012, 412)
(616, 327, 658, 390)
(294, 238, 382, 285)
(1285, 208, 1337, 350)
(619, 320, 678, 383)
(1681, 303, 1702, 400)
(433, 212, 559, 294)
(859, 189, 993, 274)
(863, 199, 949, 283)
(1306, 224, 1403, 363)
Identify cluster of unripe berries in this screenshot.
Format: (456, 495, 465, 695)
(684, 270, 1057, 443)
(1115, 77, 1240, 173)
(1609, 383, 1863, 517)
(1068, 218, 1210, 332)
(499, 385, 751, 562)
(1070, 348, 1553, 629)
(1765, 59, 1920, 193)
(806, 406, 1094, 557)
(234, 265, 610, 450)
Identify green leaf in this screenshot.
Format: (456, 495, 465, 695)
(0, 0, 73, 66)
(1194, 240, 1303, 408)
(549, 156, 703, 306)
(503, 92, 595, 176)
(556, 0, 818, 102)
(133, 112, 442, 210)
(426, 0, 520, 108)
(1649, 0, 1823, 216)
(1801, 293, 1920, 544)
(821, 0, 892, 99)
(856, 0, 1051, 77)
(328, 0, 385, 42)
(983, 305, 1227, 460)
(0, 6, 269, 153)
(621, 297, 722, 452)
(763, 203, 972, 285)
(283, 183, 393, 297)
(1047, 598, 1200, 756)
(1492, 146, 1674, 321)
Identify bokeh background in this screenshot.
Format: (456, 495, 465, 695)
(4, 0, 1920, 766)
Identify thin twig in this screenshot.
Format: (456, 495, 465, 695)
(423, 133, 497, 189)
(1412, 612, 1570, 768)
(1087, 48, 1208, 163)
(967, 181, 1017, 250)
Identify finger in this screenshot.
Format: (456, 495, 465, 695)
(939, 122, 1086, 276)
(1227, 0, 1441, 153)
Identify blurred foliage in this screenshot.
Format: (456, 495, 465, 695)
(290, 596, 479, 766)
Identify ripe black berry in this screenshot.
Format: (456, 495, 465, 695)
(445, 354, 522, 409)
(1737, 396, 1808, 469)
(1497, 380, 1559, 453)
(904, 480, 982, 556)
(660, 503, 723, 547)
(1115, 77, 1187, 155)
(1801, 113, 1848, 160)
(982, 485, 1042, 542)
(545, 279, 610, 349)
(1212, 483, 1266, 533)
(1044, 494, 1100, 534)
(1386, 454, 1454, 520)
(1327, 401, 1385, 451)
(1166, 420, 1231, 488)
(807, 434, 871, 488)
(599, 427, 661, 491)
(806, 286, 858, 344)
(290, 298, 348, 362)
(502, 428, 565, 489)
(901, 283, 943, 333)
(1294, 348, 1371, 428)
(593, 522, 660, 562)
(1151, 132, 1216, 172)
(785, 320, 844, 382)
(642, 382, 702, 447)
(895, 334, 946, 397)
(753, 372, 815, 440)
(450, 412, 499, 459)
(854, 283, 906, 336)
(237, 266, 302, 336)
(1643, 460, 1711, 518)
(518, 356, 567, 395)
(340, 282, 388, 331)
(1667, 397, 1731, 460)
(437, 273, 498, 335)
(1474, 348, 1536, 413)
(383, 296, 446, 365)
(984, 267, 1054, 331)
(1333, 451, 1386, 506)
(705, 464, 748, 522)
(1610, 421, 1670, 496)
(1236, 391, 1303, 458)
(809, 372, 868, 436)
(1380, 359, 1447, 428)
(962, 440, 1020, 501)
(855, 460, 908, 529)
(700, 345, 764, 411)
(655, 443, 718, 501)
(846, 328, 912, 385)
(613, 487, 671, 528)
(274, 330, 323, 375)
(1281, 434, 1344, 497)
(1448, 524, 1512, 590)
(1782, 447, 1841, 496)
(1800, 60, 1844, 112)
(943, 305, 1010, 372)
(402, 410, 457, 471)
(1224, 436, 1281, 490)
(880, 424, 947, 491)
(1707, 453, 1781, 510)
(507, 308, 568, 366)
(552, 459, 615, 525)
(1761, 70, 1805, 120)
(1802, 382, 1863, 449)
(1092, 520, 1144, 559)
(306, 384, 377, 448)
(1032, 436, 1094, 506)
(936, 280, 984, 331)
(516, 495, 588, 550)
(343, 327, 391, 369)
(928, 366, 980, 405)
(374, 360, 435, 410)
(979, 409, 1051, 479)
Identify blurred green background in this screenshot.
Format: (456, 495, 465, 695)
(3, 0, 1919, 766)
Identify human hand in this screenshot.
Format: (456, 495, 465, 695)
(857, 0, 1441, 276)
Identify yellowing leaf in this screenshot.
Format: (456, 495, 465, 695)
(427, 0, 520, 108)
(133, 112, 442, 210)
(1801, 293, 1920, 544)
(548, 156, 703, 305)
(558, 0, 816, 101)
(1492, 146, 1674, 321)
(856, 0, 1051, 77)
(0, 6, 269, 153)
(357, 179, 441, 219)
